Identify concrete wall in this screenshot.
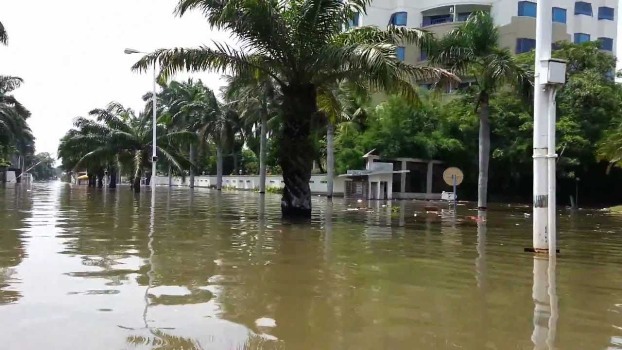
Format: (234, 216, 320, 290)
(153, 173, 443, 200)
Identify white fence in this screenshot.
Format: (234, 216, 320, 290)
(153, 174, 347, 195)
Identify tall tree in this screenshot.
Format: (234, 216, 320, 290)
(317, 81, 369, 197)
(0, 76, 34, 173)
(132, 0, 453, 218)
(59, 102, 195, 192)
(222, 73, 281, 193)
(429, 11, 529, 215)
(152, 79, 220, 187)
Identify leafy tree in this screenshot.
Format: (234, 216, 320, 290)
(58, 102, 195, 192)
(222, 73, 281, 193)
(132, 0, 452, 218)
(317, 81, 370, 197)
(429, 11, 529, 214)
(0, 76, 34, 173)
(152, 79, 221, 187)
(29, 152, 56, 181)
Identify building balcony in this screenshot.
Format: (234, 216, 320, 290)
(421, 4, 491, 27)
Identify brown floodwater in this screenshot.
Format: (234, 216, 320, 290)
(1, 182, 622, 349)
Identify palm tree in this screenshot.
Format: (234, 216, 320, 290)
(597, 122, 622, 172)
(429, 12, 529, 215)
(149, 79, 220, 188)
(317, 81, 370, 198)
(199, 102, 239, 190)
(0, 21, 7, 45)
(59, 102, 196, 193)
(132, 0, 453, 218)
(0, 76, 33, 178)
(223, 73, 281, 193)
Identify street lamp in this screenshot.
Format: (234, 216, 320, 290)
(125, 48, 158, 191)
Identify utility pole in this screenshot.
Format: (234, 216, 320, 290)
(532, 0, 566, 255)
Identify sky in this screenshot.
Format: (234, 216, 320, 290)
(1, 1, 621, 159)
(0, 0, 232, 159)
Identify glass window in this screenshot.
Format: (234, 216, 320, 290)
(516, 38, 536, 53)
(552, 7, 567, 23)
(457, 12, 472, 22)
(390, 12, 407, 26)
(598, 7, 614, 20)
(422, 14, 453, 26)
(420, 50, 428, 61)
(396, 46, 405, 61)
(348, 12, 360, 27)
(574, 33, 590, 43)
(574, 2, 593, 16)
(598, 37, 613, 51)
(518, 1, 537, 17)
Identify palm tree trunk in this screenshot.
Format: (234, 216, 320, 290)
(189, 144, 196, 188)
(326, 122, 335, 198)
(168, 165, 173, 187)
(109, 167, 117, 189)
(97, 172, 104, 188)
(216, 145, 223, 190)
(117, 160, 122, 185)
(478, 93, 491, 214)
(133, 152, 143, 194)
(279, 84, 315, 219)
(233, 151, 239, 174)
(259, 113, 268, 194)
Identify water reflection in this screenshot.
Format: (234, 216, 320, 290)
(2, 183, 622, 349)
(531, 255, 558, 350)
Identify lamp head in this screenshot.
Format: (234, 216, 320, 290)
(124, 48, 142, 55)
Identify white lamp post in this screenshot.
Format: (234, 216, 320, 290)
(125, 48, 158, 191)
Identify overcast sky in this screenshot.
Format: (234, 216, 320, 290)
(1, 1, 621, 159)
(0, 0, 231, 159)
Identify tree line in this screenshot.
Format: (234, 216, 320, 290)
(57, 2, 622, 218)
(0, 20, 36, 182)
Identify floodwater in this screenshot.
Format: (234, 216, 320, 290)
(1, 183, 622, 349)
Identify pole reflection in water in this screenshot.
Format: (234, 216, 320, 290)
(324, 199, 333, 263)
(532, 255, 558, 350)
(143, 189, 156, 329)
(476, 217, 487, 290)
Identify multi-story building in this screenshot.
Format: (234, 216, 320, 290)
(353, 0, 617, 64)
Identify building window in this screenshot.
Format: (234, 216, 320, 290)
(348, 12, 360, 27)
(516, 38, 536, 53)
(552, 7, 567, 23)
(420, 50, 428, 61)
(422, 14, 453, 26)
(598, 37, 613, 51)
(598, 7, 614, 20)
(518, 1, 537, 17)
(390, 12, 407, 26)
(396, 46, 405, 61)
(457, 12, 472, 22)
(574, 2, 593, 16)
(574, 33, 590, 43)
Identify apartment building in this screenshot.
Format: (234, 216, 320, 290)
(352, 0, 617, 64)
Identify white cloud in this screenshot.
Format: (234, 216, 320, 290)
(0, 0, 231, 159)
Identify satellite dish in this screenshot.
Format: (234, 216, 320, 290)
(443, 167, 464, 186)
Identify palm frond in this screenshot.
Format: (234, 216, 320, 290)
(0, 21, 7, 45)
